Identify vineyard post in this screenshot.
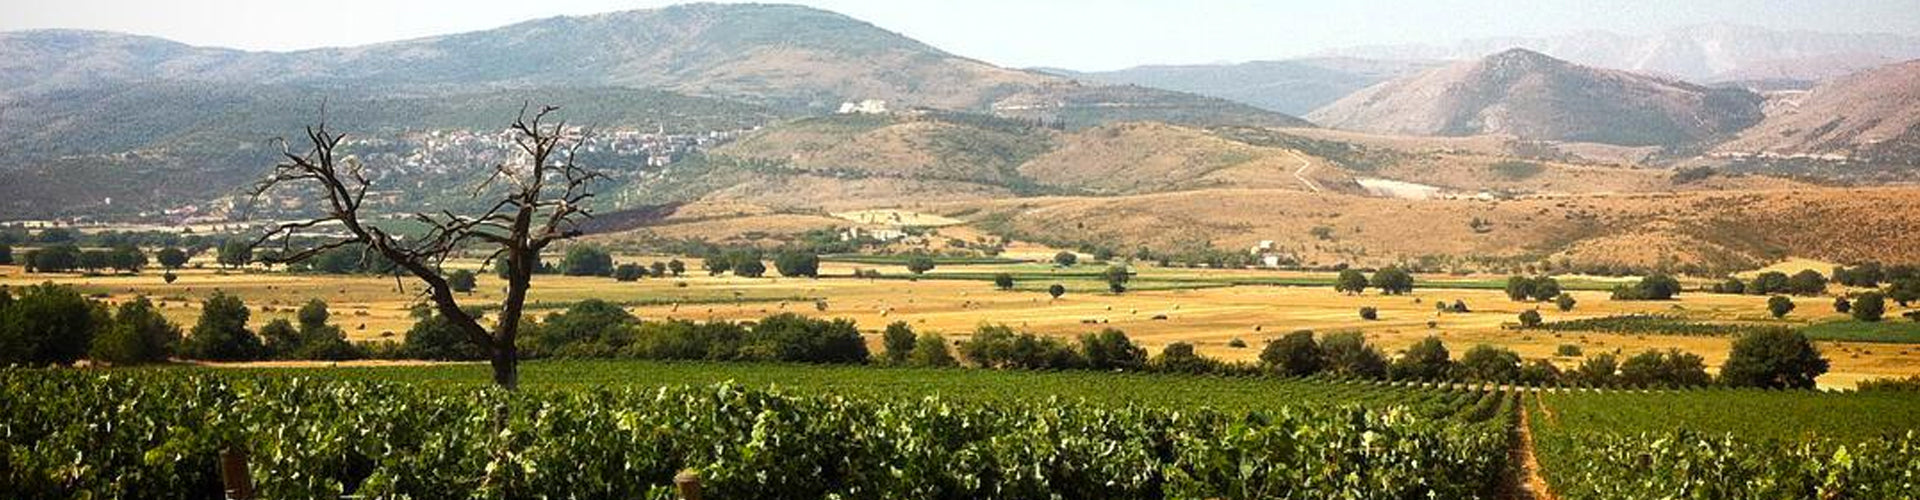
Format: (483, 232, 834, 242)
(220, 448, 254, 500)
(674, 469, 702, 500)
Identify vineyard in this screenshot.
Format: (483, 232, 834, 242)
(2, 368, 1517, 499)
(1525, 314, 1787, 337)
(1529, 389, 1920, 499)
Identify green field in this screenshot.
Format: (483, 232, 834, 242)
(1799, 319, 1920, 343)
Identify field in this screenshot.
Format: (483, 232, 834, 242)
(5, 255, 1917, 388)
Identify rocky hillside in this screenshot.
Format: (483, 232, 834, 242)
(1041, 58, 1437, 115)
(1713, 60, 1920, 162)
(1308, 49, 1765, 146)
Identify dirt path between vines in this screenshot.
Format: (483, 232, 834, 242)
(1504, 396, 1558, 500)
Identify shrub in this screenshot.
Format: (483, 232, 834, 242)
(448, 269, 477, 293)
(1369, 266, 1413, 295)
(882, 321, 916, 365)
(1079, 328, 1146, 370)
(1389, 337, 1453, 381)
(1554, 293, 1576, 312)
(1151, 342, 1219, 374)
(993, 273, 1015, 291)
(1720, 329, 1829, 389)
(1611, 274, 1680, 300)
(1518, 359, 1561, 385)
(733, 259, 767, 278)
(1335, 269, 1368, 295)
(561, 246, 615, 277)
(1571, 353, 1619, 386)
(1052, 251, 1078, 267)
(773, 251, 820, 278)
(1358, 307, 1379, 320)
(1319, 331, 1387, 379)
(908, 332, 957, 367)
(401, 305, 488, 361)
(1620, 349, 1711, 388)
(1787, 270, 1827, 296)
(1459, 345, 1521, 382)
(1555, 344, 1582, 357)
(959, 324, 1082, 369)
(1048, 284, 1066, 299)
(1103, 266, 1130, 294)
(1833, 297, 1851, 314)
(904, 255, 936, 275)
(529, 299, 638, 358)
(1710, 277, 1745, 294)
(1518, 309, 1542, 328)
(181, 292, 261, 361)
(88, 297, 178, 365)
(1767, 296, 1795, 318)
(1851, 292, 1886, 322)
(613, 264, 647, 282)
(1260, 330, 1323, 376)
(0, 282, 103, 365)
(1749, 271, 1790, 295)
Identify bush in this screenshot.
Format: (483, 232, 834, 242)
(1571, 353, 1619, 386)
(1749, 271, 1790, 295)
(1319, 331, 1387, 379)
(1151, 342, 1220, 374)
(1048, 284, 1066, 299)
(1619, 349, 1711, 387)
(1052, 251, 1078, 267)
(561, 246, 615, 276)
(0, 282, 103, 365)
(993, 273, 1015, 291)
(1369, 266, 1414, 295)
(88, 297, 179, 365)
(448, 269, 477, 293)
(613, 264, 647, 282)
(1720, 329, 1829, 389)
(1555, 344, 1583, 357)
(1358, 307, 1379, 320)
(1710, 277, 1745, 294)
(1335, 269, 1368, 295)
(181, 292, 261, 361)
(960, 324, 1083, 369)
(733, 259, 767, 278)
(1458, 345, 1521, 382)
(1079, 328, 1146, 370)
(1611, 274, 1680, 300)
(1767, 295, 1795, 318)
(1833, 297, 1851, 314)
(882, 321, 915, 365)
(1102, 265, 1130, 294)
(1260, 330, 1323, 376)
(773, 251, 820, 278)
(1787, 270, 1827, 296)
(1553, 293, 1576, 312)
(1518, 359, 1561, 385)
(1389, 336, 1452, 381)
(1517, 309, 1542, 328)
(529, 300, 637, 358)
(904, 255, 936, 275)
(1505, 276, 1560, 302)
(908, 332, 957, 367)
(744, 314, 868, 363)
(1851, 292, 1886, 322)
(401, 305, 488, 361)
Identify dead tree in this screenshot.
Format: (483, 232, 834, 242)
(248, 105, 601, 389)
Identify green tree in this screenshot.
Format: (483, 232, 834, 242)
(1048, 283, 1066, 299)
(650, 261, 668, 278)
(0, 282, 104, 365)
(1572, 352, 1619, 386)
(992, 272, 1015, 291)
(401, 305, 488, 361)
(1102, 265, 1130, 293)
(1370, 266, 1414, 295)
(882, 321, 916, 365)
(448, 269, 477, 294)
(1833, 297, 1851, 314)
(1888, 278, 1920, 307)
(1079, 328, 1146, 370)
(908, 332, 957, 367)
(108, 245, 147, 273)
(905, 255, 936, 275)
(613, 263, 646, 282)
(181, 291, 260, 361)
(1749, 271, 1790, 295)
(1335, 269, 1368, 295)
(1459, 345, 1521, 382)
(1554, 293, 1576, 312)
(1260, 330, 1323, 376)
(1720, 330, 1828, 389)
(156, 247, 189, 269)
(88, 297, 179, 365)
(217, 240, 252, 269)
(667, 259, 686, 277)
(1151, 342, 1217, 374)
(1390, 336, 1453, 381)
(260, 319, 304, 359)
(1505, 276, 1536, 301)
(773, 251, 820, 278)
(78, 250, 111, 273)
(561, 246, 615, 276)
(733, 258, 767, 278)
(1518, 309, 1543, 327)
(29, 245, 80, 273)
(1767, 295, 1796, 319)
(1851, 292, 1886, 322)
(1787, 270, 1827, 296)
(1358, 306, 1379, 320)
(1053, 251, 1078, 267)
(1611, 274, 1680, 300)
(1319, 331, 1387, 379)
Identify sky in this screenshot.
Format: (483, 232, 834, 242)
(3, 0, 1917, 70)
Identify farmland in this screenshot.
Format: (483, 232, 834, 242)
(6, 256, 1917, 388)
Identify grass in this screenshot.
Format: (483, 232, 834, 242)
(821, 254, 1027, 265)
(1799, 319, 1920, 343)
(1536, 388, 1920, 444)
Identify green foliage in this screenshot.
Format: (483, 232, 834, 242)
(1570, 353, 1619, 386)
(992, 272, 1015, 291)
(27, 244, 79, 273)
(667, 259, 686, 277)
(528, 299, 638, 358)
(561, 246, 615, 277)
(1610, 274, 1680, 300)
(1748, 271, 1790, 295)
(1319, 331, 1388, 379)
(1505, 275, 1561, 301)
(1533, 314, 1783, 337)
(401, 305, 488, 361)
(1079, 328, 1147, 370)
(1489, 160, 1544, 180)
(1769, 295, 1796, 318)
(1358, 306, 1379, 320)
(1335, 269, 1368, 294)
(1103, 265, 1131, 293)
(1053, 251, 1078, 267)
(88, 296, 178, 365)
(0, 282, 103, 365)
(1260, 330, 1323, 376)
(960, 324, 1084, 369)
(1619, 349, 1711, 387)
(908, 333, 957, 367)
(772, 251, 820, 278)
(882, 321, 916, 365)
(1150, 342, 1220, 374)
(612, 263, 647, 281)
(1517, 309, 1543, 327)
(1720, 330, 1829, 389)
(1555, 344, 1583, 357)
(217, 240, 252, 269)
(1369, 266, 1414, 295)
(1554, 293, 1576, 312)
(1390, 336, 1453, 381)
(904, 255, 936, 275)
(448, 269, 477, 293)
(1048, 283, 1066, 299)
(1787, 269, 1828, 296)
(1851, 292, 1886, 322)
(0, 243, 10, 265)
(156, 247, 188, 269)
(1458, 345, 1521, 382)
(182, 291, 260, 361)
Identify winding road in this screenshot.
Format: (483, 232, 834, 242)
(1287, 150, 1322, 193)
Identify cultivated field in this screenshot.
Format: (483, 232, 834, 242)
(7, 254, 1915, 388)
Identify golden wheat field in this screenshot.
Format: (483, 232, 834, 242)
(5, 254, 1914, 388)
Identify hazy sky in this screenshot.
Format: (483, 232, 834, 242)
(4, 0, 1917, 70)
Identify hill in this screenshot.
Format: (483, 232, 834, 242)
(1314, 24, 1920, 84)
(1307, 49, 1765, 147)
(1041, 58, 1438, 115)
(1713, 60, 1920, 163)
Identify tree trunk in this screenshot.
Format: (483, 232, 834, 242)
(490, 344, 519, 390)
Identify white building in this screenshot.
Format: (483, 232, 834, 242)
(837, 99, 889, 115)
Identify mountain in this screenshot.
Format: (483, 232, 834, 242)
(1039, 58, 1439, 115)
(1315, 24, 1920, 84)
(1713, 60, 1920, 162)
(1307, 49, 1765, 146)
